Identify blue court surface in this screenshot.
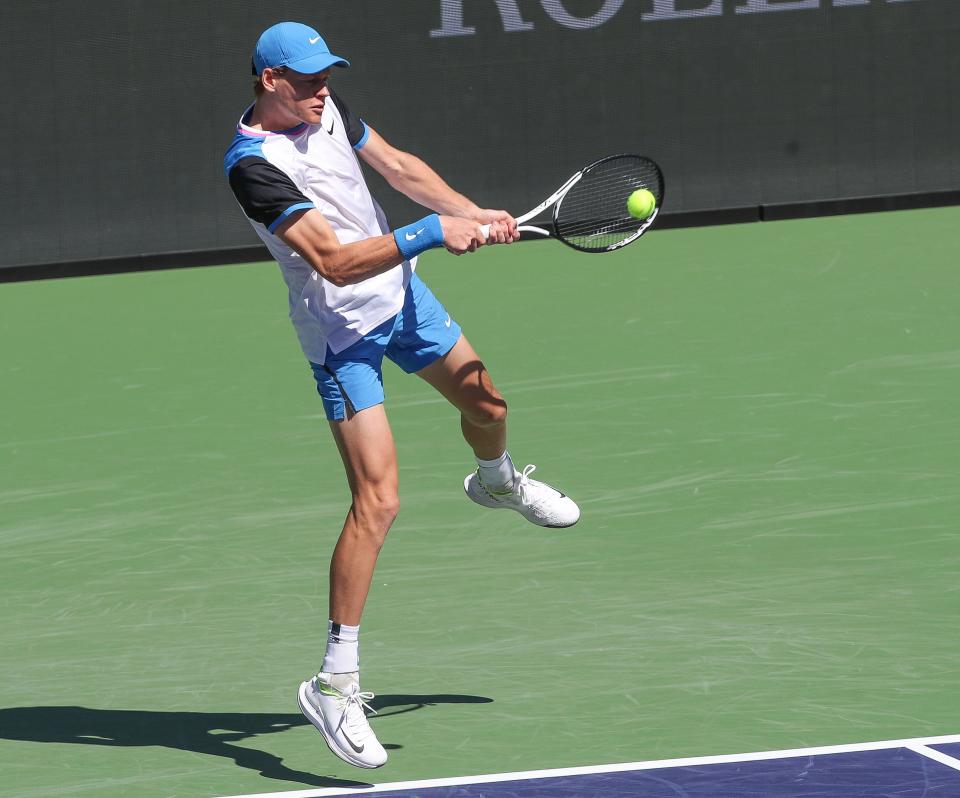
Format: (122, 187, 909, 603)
(217, 734, 960, 798)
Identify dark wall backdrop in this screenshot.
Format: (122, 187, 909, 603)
(1, 0, 958, 271)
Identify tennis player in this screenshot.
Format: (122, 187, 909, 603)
(224, 22, 580, 769)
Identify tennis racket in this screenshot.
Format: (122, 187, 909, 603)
(481, 154, 665, 253)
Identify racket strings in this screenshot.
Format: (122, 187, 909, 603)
(554, 156, 664, 252)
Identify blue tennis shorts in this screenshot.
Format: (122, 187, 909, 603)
(310, 274, 462, 421)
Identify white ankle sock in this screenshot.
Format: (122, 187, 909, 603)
(322, 621, 359, 674)
(476, 451, 516, 491)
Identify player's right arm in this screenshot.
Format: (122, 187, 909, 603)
(227, 156, 484, 286)
(279, 208, 484, 286)
(279, 209, 406, 286)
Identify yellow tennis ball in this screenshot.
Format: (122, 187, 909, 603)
(627, 188, 656, 219)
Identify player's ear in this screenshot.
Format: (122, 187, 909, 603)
(259, 67, 282, 93)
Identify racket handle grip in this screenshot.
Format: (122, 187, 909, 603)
(479, 223, 491, 240)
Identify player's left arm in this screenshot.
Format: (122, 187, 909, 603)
(358, 127, 519, 243)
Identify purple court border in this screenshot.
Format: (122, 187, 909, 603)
(214, 733, 960, 798)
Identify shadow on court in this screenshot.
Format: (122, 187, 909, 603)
(0, 694, 493, 788)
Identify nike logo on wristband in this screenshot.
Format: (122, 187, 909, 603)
(404, 228, 426, 241)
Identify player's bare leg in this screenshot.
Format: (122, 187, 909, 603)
(298, 404, 394, 769)
(416, 335, 507, 460)
(417, 335, 580, 528)
(327, 404, 400, 625)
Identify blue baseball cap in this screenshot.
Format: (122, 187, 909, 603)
(252, 22, 349, 76)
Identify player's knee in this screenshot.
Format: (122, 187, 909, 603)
(354, 488, 400, 533)
(467, 398, 508, 428)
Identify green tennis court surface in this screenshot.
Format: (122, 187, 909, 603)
(2, 207, 958, 798)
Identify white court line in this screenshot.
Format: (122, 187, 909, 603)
(906, 743, 960, 772)
(213, 732, 960, 798)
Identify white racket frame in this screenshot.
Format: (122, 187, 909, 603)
(479, 171, 582, 240)
(480, 158, 661, 251)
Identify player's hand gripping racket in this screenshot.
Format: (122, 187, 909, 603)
(481, 154, 665, 253)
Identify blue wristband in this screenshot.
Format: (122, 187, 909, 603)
(393, 214, 444, 261)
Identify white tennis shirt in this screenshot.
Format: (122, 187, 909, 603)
(224, 90, 415, 363)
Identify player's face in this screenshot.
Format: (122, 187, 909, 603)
(275, 69, 331, 125)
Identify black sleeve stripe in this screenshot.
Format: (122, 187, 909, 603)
(328, 87, 367, 148)
(228, 157, 313, 230)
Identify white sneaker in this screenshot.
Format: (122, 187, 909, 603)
(464, 464, 580, 528)
(297, 673, 387, 769)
